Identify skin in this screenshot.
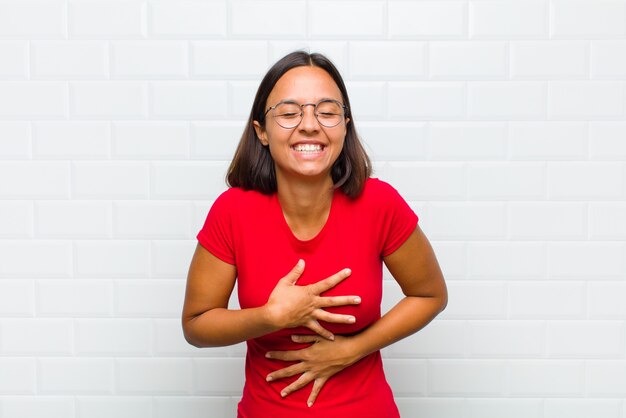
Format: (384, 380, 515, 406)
(182, 65, 448, 408)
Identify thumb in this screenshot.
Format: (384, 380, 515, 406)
(283, 259, 305, 285)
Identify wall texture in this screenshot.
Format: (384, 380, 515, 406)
(1, 0, 626, 417)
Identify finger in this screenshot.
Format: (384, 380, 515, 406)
(291, 334, 320, 343)
(318, 295, 361, 308)
(307, 377, 329, 407)
(305, 319, 334, 341)
(280, 372, 314, 398)
(314, 309, 356, 325)
(265, 349, 303, 362)
(266, 362, 304, 382)
(308, 268, 351, 295)
(281, 259, 305, 285)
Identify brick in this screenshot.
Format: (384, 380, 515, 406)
(470, 320, 544, 358)
(548, 162, 624, 200)
(40, 358, 114, 394)
(151, 81, 227, 118)
(113, 202, 191, 238)
(344, 81, 386, 119)
(31, 41, 108, 78)
(426, 203, 507, 240)
(229, 81, 260, 118)
(438, 282, 507, 320)
(586, 361, 626, 396)
(112, 121, 188, 159)
(154, 397, 234, 418)
(468, 82, 547, 119)
(509, 122, 587, 160)
(0, 121, 30, 158)
(112, 41, 187, 78)
(547, 321, 624, 358)
(76, 397, 152, 418)
(116, 358, 192, 394)
(429, 122, 507, 160)
(508, 360, 584, 396)
(549, 81, 624, 118)
(466, 399, 543, 418)
(70, 82, 147, 118)
(269, 41, 349, 75)
(33, 121, 111, 159)
(592, 41, 626, 78)
(552, 0, 626, 38)
(115, 280, 184, 318)
(0, 0, 66, 37)
(73, 161, 150, 199)
(0, 319, 72, 355)
(388, 82, 466, 120)
(154, 318, 229, 357)
(469, 242, 546, 280)
(151, 161, 230, 199)
(0, 358, 36, 394)
(0, 240, 72, 278)
(35, 201, 111, 238)
(310, 1, 384, 38)
(194, 358, 245, 395)
(75, 240, 150, 278)
(192, 41, 269, 78)
(37, 280, 113, 317)
(0, 201, 33, 238)
(349, 42, 425, 79)
(0, 41, 27, 77)
(590, 122, 626, 160)
(430, 242, 467, 280)
(544, 399, 622, 418)
(0, 162, 69, 198)
(191, 121, 244, 160)
(429, 42, 507, 79)
(384, 359, 427, 396)
(508, 203, 586, 240)
(469, 0, 548, 39)
(231, 1, 306, 37)
(509, 282, 585, 319)
(589, 283, 626, 319)
(429, 360, 506, 396)
(68, 0, 145, 38)
(0, 280, 34, 316)
(548, 243, 625, 279)
(0, 397, 74, 418)
(511, 41, 588, 79)
(0, 82, 67, 118)
(385, 320, 467, 358)
(152, 240, 196, 278)
(590, 203, 626, 239)
(357, 122, 426, 161)
(149, 0, 226, 37)
(389, 1, 465, 38)
(396, 398, 466, 418)
(469, 163, 545, 199)
(75, 319, 151, 355)
(382, 162, 466, 200)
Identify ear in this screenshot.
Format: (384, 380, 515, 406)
(253, 120, 268, 146)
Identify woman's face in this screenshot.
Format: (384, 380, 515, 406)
(254, 66, 349, 185)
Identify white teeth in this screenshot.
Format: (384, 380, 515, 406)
(293, 144, 323, 153)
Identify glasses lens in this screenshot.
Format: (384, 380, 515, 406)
(315, 100, 344, 127)
(273, 102, 302, 128)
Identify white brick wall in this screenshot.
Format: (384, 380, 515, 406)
(1, 1, 625, 417)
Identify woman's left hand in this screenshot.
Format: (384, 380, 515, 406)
(265, 334, 361, 407)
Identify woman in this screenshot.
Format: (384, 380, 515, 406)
(182, 51, 447, 418)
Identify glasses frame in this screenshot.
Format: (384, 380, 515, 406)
(264, 98, 348, 129)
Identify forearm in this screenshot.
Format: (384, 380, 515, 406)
(183, 306, 277, 347)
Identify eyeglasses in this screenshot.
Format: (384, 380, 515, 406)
(264, 99, 347, 129)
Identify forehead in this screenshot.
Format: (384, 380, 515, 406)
(267, 66, 343, 104)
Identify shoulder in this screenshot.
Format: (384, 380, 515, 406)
(356, 178, 404, 203)
(209, 187, 272, 216)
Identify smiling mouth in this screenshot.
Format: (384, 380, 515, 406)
(291, 144, 325, 153)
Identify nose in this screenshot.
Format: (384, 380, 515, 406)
(299, 104, 320, 131)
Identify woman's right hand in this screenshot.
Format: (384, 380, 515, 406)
(263, 259, 361, 341)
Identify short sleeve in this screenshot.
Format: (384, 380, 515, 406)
(377, 181, 419, 257)
(196, 190, 236, 265)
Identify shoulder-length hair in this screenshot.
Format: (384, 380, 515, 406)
(226, 51, 371, 199)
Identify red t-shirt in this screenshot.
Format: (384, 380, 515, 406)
(197, 178, 418, 418)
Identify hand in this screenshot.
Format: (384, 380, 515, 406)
(264, 259, 361, 341)
(265, 335, 361, 407)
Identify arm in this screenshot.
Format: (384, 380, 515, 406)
(182, 243, 362, 347)
(266, 224, 448, 404)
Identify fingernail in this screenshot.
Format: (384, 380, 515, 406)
(308, 402, 313, 408)
(354, 297, 361, 304)
(281, 391, 287, 398)
(348, 316, 356, 323)
(329, 334, 335, 341)
(265, 352, 271, 358)
(266, 375, 273, 382)
(344, 268, 351, 275)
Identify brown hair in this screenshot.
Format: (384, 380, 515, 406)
(226, 51, 371, 199)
